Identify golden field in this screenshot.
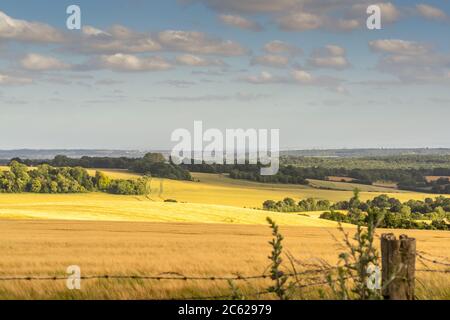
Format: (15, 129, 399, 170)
(0, 192, 344, 227)
(0, 170, 449, 299)
(0, 220, 448, 300)
(0, 172, 445, 225)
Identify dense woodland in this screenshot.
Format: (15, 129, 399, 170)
(263, 191, 450, 231)
(0, 161, 149, 195)
(12, 153, 192, 181)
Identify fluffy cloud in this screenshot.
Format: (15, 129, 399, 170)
(308, 45, 349, 70)
(82, 26, 111, 37)
(78, 25, 161, 54)
(416, 4, 447, 21)
(277, 12, 323, 31)
(158, 30, 247, 56)
(21, 54, 70, 71)
(0, 11, 63, 43)
(335, 19, 360, 31)
(369, 39, 429, 55)
(219, 14, 262, 31)
(291, 69, 342, 89)
(264, 40, 302, 55)
(188, 1, 401, 32)
(75, 25, 247, 57)
(370, 39, 450, 84)
(251, 55, 289, 68)
(351, 2, 400, 23)
(291, 69, 313, 83)
(176, 54, 225, 66)
(96, 54, 172, 72)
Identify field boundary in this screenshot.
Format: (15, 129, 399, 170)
(0, 250, 448, 300)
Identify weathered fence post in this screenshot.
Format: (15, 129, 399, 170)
(381, 233, 416, 300)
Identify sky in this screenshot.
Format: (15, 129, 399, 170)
(0, 0, 449, 150)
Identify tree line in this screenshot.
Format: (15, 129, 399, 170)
(184, 162, 450, 193)
(8, 155, 450, 194)
(10, 153, 192, 181)
(0, 161, 149, 195)
(262, 191, 450, 231)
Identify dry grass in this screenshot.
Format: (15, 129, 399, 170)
(0, 220, 448, 300)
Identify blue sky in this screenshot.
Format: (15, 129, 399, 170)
(0, 0, 449, 150)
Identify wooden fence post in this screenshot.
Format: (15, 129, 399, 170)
(381, 233, 416, 300)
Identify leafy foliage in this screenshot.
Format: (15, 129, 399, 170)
(0, 162, 150, 195)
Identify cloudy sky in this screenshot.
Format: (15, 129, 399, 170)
(1, 0, 449, 150)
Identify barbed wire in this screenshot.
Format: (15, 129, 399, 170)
(0, 268, 329, 282)
(416, 269, 450, 274)
(0, 261, 449, 283)
(417, 252, 450, 267)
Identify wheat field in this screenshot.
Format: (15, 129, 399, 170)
(0, 220, 448, 300)
(0, 170, 449, 299)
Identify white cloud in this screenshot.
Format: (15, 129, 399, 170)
(241, 71, 279, 84)
(21, 53, 70, 71)
(176, 54, 224, 66)
(76, 25, 161, 54)
(375, 2, 400, 23)
(351, 2, 400, 23)
(219, 14, 262, 31)
(96, 54, 172, 72)
(0, 11, 63, 43)
(416, 4, 447, 21)
(370, 39, 450, 84)
(251, 54, 289, 68)
(369, 39, 429, 55)
(335, 19, 360, 31)
(263, 40, 302, 55)
(308, 45, 349, 70)
(189, 1, 401, 33)
(291, 69, 344, 89)
(291, 69, 313, 83)
(74, 26, 248, 56)
(277, 12, 323, 31)
(82, 26, 111, 37)
(158, 30, 247, 56)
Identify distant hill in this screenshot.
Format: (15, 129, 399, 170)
(1, 148, 450, 163)
(0, 149, 168, 161)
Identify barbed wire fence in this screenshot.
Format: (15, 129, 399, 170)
(0, 249, 448, 300)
